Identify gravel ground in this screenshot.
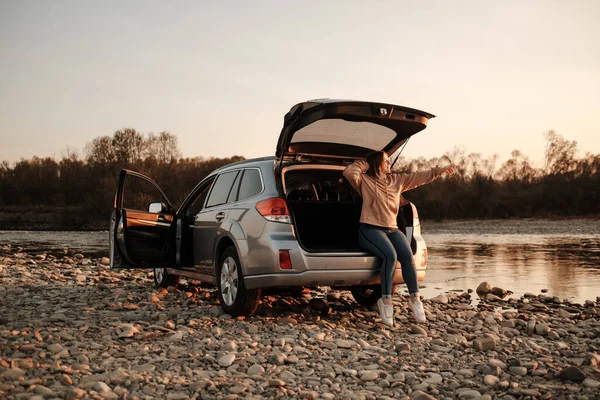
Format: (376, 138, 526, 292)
(1, 244, 599, 400)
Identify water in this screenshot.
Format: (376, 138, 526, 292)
(1, 219, 599, 303)
(419, 218, 600, 304)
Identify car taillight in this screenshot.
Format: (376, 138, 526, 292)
(279, 250, 292, 269)
(421, 248, 427, 267)
(255, 197, 291, 223)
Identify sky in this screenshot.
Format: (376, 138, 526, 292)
(1, 0, 599, 167)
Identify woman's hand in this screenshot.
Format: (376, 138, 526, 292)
(444, 165, 455, 174)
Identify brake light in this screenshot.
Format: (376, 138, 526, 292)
(279, 250, 292, 269)
(255, 197, 291, 223)
(421, 249, 427, 267)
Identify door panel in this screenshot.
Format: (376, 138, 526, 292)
(191, 170, 240, 274)
(110, 169, 175, 268)
(193, 207, 229, 274)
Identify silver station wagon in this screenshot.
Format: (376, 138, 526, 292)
(110, 99, 432, 316)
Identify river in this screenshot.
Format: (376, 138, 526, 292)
(1, 218, 599, 304)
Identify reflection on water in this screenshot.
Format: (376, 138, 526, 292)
(420, 219, 600, 304)
(1, 219, 599, 303)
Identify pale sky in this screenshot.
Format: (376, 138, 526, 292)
(1, 0, 599, 167)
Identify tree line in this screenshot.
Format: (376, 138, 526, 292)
(0, 128, 598, 229)
(399, 131, 600, 219)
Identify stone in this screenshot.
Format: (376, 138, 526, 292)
(424, 373, 443, 384)
(557, 366, 586, 382)
(94, 382, 111, 393)
(360, 371, 379, 381)
(491, 287, 511, 298)
(395, 342, 411, 352)
(458, 390, 482, 399)
(218, 354, 235, 367)
(473, 337, 496, 351)
(582, 378, 600, 388)
(269, 353, 286, 365)
(509, 366, 528, 376)
(247, 364, 264, 375)
(535, 322, 551, 336)
(410, 325, 427, 337)
(67, 389, 87, 400)
(411, 391, 437, 400)
(1, 368, 26, 378)
(486, 293, 502, 302)
(431, 294, 449, 304)
(484, 375, 499, 386)
(476, 282, 492, 294)
(334, 339, 355, 348)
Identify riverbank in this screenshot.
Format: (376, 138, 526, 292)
(0, 207, 106, 231)
(1, 246, 599, 399)
(1, 206, 599, 232)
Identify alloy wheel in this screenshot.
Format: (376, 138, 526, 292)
(154, 267, 164, 284)
(220, 256, 239, 306)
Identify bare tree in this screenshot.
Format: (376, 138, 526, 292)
(146, 131, 181, 164)
(85, 136, 115, 166)
(544, 130, 577, 175)
(112, 128, 145, 166)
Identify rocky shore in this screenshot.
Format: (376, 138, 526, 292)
(1, 245, 599, 400)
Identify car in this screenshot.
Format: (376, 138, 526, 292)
(109, 99, 433, 316)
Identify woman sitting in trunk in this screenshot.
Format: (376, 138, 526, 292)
(343, 151, 454, 326)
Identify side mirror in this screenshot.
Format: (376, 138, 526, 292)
(148, 202, 166, 214)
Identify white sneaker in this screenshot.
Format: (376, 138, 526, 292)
(377, 298, 394, 327)
(409, 300, 426, 323)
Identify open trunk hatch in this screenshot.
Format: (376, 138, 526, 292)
(276, 99, 435, 160)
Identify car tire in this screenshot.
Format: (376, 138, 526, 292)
(217, 246, 261, 317)
(350, 285, 382, 306)
(153, 267, 180, 289)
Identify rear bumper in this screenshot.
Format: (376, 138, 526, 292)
(244, 265, 426, 290)
(242, 224, 428, 290)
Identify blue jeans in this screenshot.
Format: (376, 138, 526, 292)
(358, 223, 419, 298)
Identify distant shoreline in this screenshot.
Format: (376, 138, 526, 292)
(0, 207, 598, 232)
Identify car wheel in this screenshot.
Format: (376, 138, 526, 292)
(217, 246, 261, 317)
(153, 267, 179, 288)
(350, 285, 383, 307)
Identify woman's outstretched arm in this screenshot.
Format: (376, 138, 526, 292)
(392, 165, 454, 192)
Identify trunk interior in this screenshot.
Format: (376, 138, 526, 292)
(284, 167, 415, 253)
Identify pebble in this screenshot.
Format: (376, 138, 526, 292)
(0, 248, 599, 400)
(218, 354, 236, 367)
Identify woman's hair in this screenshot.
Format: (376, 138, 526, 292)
(366, 151, 385, 178)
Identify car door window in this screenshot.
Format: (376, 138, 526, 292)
(123, 174, 170, 211)
(238, 169, 263, 201)
(186, 177, 215, 216)
(226, 170, 242, 204)
(205, 171, 239, 208)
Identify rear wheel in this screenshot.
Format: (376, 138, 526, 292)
(153, 267, 179, 288)
(217, 246, 261, 316)
(350, 285, 382, 306)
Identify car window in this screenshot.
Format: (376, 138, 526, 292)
(205, 171, 239, 208)
(123, 174, 169, 211)
(227, 170, 242, 204)
(238, 169, 263, 201)
(186, 177, 215, 216)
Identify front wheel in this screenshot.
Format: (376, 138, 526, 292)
(153, 267, 179, 288)
(217, 246, 261, 316)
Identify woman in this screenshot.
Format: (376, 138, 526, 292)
(343, 151, 454, 326)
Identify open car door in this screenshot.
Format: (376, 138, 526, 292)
(110, 169, 176, 268)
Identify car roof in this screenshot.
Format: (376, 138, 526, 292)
(210, 156, 275, 176)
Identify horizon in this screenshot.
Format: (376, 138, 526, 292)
(1, 1, 599, 166)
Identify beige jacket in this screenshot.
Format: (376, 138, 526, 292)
(343, 160, 445, 229)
